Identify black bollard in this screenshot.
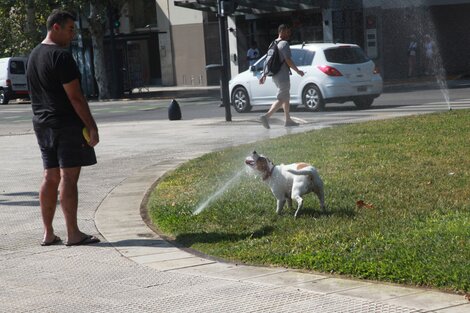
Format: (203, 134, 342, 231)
(168, 99, 182, 120)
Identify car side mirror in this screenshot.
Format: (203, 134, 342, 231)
(250, 65, 256, 72)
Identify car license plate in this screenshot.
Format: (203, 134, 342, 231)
(357, 86, 367, 92)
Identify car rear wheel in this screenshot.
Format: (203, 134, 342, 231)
(232, 86, 252, 113)
(353, 96, 374, 109)
(0, 89, 9, 105)
(302, 84, 325, 112)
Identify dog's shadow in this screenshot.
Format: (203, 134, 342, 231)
(292, 207, 356, 219)
(175, 225, 274, 247)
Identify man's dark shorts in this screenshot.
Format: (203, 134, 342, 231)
(34, 125, 97, 169)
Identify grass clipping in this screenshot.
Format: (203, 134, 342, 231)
(149, 110, 470, 294)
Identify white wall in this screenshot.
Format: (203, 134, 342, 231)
(156, 0, 204, 85)
(156, 0, 207, 86)
(155, 0, 175, 85)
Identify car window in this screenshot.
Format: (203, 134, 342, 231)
(252, 55, 266, 71)
(10, 60, 26, 74)
(291, 49, 315, 66)
(323, 47, 369, 64)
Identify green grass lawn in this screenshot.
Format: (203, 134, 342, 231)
(148, 110, 470, 293)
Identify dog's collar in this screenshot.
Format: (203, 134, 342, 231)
(263, 165, 276, 181)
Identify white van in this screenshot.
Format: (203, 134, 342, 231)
(0, 57, 29, 105)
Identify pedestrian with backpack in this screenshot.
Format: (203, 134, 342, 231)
(258, 24, 304, 128)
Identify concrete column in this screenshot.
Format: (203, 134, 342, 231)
(155, 0, 176, 86)
(228, 17, 239, 78)
(322, 8, 333, 42)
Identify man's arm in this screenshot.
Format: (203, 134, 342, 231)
(63, 79, 99, 147)
(279, 41, 304, 77)
(284, 57, 304, 76)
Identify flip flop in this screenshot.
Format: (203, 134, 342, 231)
(41, 235, 62, 246)
(65, 235, 100, 247)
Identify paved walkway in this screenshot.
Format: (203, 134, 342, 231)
(1, 98, 469, 312)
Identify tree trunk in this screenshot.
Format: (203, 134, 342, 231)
(25, 0, 37, 37)
(87, 2, 111, 100)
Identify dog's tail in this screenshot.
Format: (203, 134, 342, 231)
(287, 167, 316, 176)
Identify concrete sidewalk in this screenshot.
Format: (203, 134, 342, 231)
(96, 158, 469, 313)
(1, 102, 469, 312)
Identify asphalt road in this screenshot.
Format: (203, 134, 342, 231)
(1, 86, 469, 136)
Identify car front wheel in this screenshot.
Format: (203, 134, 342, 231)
(302, 84, 325, 112)
(232, 86, 252, 113)
(0, 89, 9, 105)
(353, 96, 374, 109)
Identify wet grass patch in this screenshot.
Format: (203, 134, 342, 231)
(148, 110, 470, 293)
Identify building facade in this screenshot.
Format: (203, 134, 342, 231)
(170, 0, 470, 84)
(363, 0, 470, 78)
(76, 0, 470, 95)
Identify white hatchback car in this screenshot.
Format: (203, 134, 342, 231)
(229, 43, 383, 112)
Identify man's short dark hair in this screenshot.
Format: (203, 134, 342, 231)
(278, 24, 291, 33)
(46, 9, 76, 30)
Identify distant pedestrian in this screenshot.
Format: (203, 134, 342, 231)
(246, 41, 260, 67)
(407, 35, 418, 77)
(423, 34, 435, 75)
(26, 9, 100, 246)
(258, 24, 304, 129)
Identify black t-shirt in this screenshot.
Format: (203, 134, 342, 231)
(27, 44, 82, 128)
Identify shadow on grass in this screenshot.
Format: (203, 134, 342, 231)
(296, 206, 356, 218)
(175, 225, 274, 247)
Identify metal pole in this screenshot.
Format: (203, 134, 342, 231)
(218, 0, 232, 122)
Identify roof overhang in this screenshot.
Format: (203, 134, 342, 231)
(174, 0, 328, 15)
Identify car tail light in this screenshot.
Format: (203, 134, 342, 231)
(6, 79, 11, 87)
(373, 66, 380, 74)
(317, 65, 343, 76)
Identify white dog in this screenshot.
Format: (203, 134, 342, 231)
(245, 151, 325, 218)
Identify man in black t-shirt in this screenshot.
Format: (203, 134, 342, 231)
(27, 9, 100, 247)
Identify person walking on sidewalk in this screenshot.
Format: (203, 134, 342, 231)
(407, 34, 418, 77)
(27, 9, 100, 247)
(423, 34, 435, 75)
(258, 24, 304, 129)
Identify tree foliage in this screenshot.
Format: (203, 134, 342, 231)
(0, 0, 93, 56)
(0, 0, 46, 56)
(0, 0, 126, 99)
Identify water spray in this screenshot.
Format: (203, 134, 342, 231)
(192, 170, 245, 215)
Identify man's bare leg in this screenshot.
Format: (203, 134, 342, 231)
(282, 100, 299, 126)
(282, 100, 292, 121)
(265, 99, 283, 118)
(59, 167, 86, 244)
(40, 168, 61, 243)
(259, 99, 282, 129)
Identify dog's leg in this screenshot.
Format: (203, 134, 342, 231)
(287, 197, 293, 209)
(276, 199, 286, 215)
(314, 187, 325, 211)
(293, 195, 304, 218)
(312, 175, 325, 211)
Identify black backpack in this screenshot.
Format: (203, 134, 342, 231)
(263, 40, 284, 76)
